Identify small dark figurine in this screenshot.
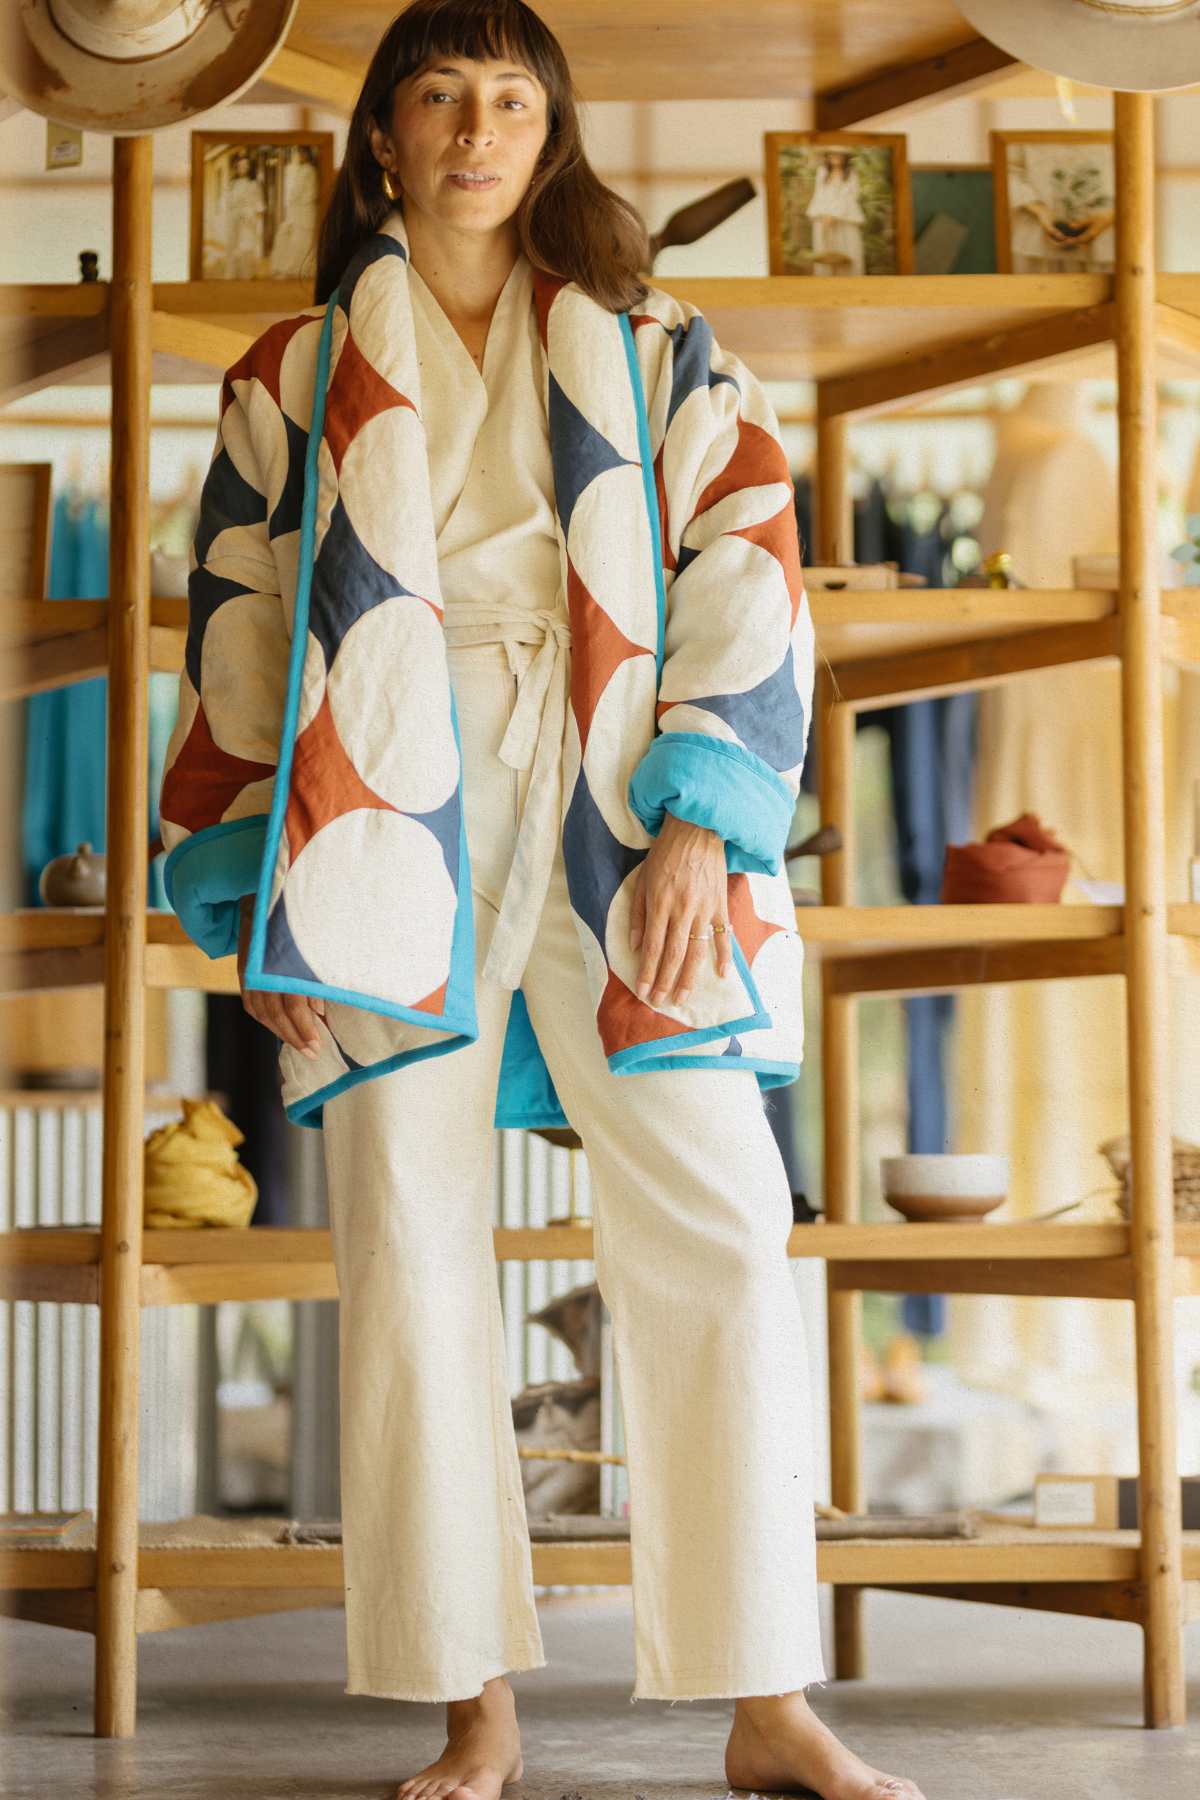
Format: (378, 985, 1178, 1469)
(79, 250, 99, 282)
(792, 1189, 823, 1224)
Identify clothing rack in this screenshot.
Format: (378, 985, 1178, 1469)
(1, 26, 1198, 1744)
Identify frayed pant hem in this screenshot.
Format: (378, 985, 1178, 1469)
(630, 1667, 829, 1705)
(345, 1646, 548, 1703)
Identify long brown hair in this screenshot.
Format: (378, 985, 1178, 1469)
(313, 0, 651, 313)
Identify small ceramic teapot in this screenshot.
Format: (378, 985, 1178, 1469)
(38, 841, 106, 906)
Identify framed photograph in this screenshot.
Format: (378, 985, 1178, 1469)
(190, 130, 335, 282)
(764, 131, 913, 277)
(910, 165, 996, 275)
(990, 130, 1115, 275)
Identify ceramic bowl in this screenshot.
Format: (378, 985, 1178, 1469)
(880, 1153, 1008, 1223)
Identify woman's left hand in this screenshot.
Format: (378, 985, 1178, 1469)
(629, 811, 732, 1007)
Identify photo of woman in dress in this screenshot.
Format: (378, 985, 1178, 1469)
(219, 150, 266, 280)
(806, 148, 866, 274)
(767, 130, 911, 276)
(269, 144, 322, 279)
(193, 135, 332, 282)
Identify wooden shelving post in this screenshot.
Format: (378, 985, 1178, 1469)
(814, 406, 865, 1678)
(95, 132, 153, 1739)
(1113, 89, 1186, 1728)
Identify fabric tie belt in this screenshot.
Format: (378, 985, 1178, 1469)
(442, 601, 573, 990)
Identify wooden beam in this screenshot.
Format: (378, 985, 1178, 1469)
(258, 42, 364, 114)
(137, 1588, 340, 1632)
(815, 411, 850, 561)
(816, 37, 1019, 130)
(150, 310, 254, 375)
(826, 935, 1125, 998)
(95, 130, 152, 1744)
(1114, 88, 1185, 1729)
(0, 311, 109, 406)
(819, 302, 1117, 419)
(879, 1580, 1145, 1625)
(830, 616, 1120, 706)
(829, 1258, 1135, 1301)
(815, 661, 865, 1680)
(0, 625, 109, 700)
(1153, 299, 1200, 370)
(0, 1590, 97, 1632)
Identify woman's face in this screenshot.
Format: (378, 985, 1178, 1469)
(372, 52, 549, 232)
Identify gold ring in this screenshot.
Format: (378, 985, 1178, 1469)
(712, 922, 729, 933)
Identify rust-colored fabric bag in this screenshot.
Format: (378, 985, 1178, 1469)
(940, 811, 1071, 903)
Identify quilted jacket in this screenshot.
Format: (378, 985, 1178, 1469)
(159, 208, 816, 1130)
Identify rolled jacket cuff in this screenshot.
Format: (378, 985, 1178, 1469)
(161, 814, 268, 960)
(627, 730, 796, 875)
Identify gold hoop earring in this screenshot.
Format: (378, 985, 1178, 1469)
(381, 167, 400, 202)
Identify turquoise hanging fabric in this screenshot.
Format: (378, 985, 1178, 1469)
(22, 486, 175, 909)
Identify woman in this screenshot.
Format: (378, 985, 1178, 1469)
(269, 145, 321, 279)
(805, 149, 865, 276)
(159, 4, 924, 1797)
(221, 150, 266, 279)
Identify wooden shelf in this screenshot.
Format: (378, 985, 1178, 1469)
(3, 903, 1197, 998)
(7, 275, 1200, 403)
(0, 282, 310, 403)
(800, 902, 1123, 945)
(803, 904, 1200, 991)
(5, 1516, 1200, 1606)
(5, 1222, 1200, 1307)
(813, 588, 1199, 702)
(6, 589, 1196, 708)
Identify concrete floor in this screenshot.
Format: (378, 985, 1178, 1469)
(2, 1588, 1198, 1800)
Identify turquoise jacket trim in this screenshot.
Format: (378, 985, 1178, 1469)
(627, 729, 796, 875)
(162, 814, 268, 960)
(618, 310, 667, 680)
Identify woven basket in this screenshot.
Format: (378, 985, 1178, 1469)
(1099, 1134, 1200, 1222)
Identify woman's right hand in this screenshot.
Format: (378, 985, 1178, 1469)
(236, 894, 325, 1059)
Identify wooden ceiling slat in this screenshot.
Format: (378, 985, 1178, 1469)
(279, 1, 980, 105)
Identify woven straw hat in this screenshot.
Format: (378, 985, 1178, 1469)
(956, 0, 1200, 94)
(0, 0, 299, 133)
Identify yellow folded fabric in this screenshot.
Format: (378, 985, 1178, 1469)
(143, 1097, 258, 1229)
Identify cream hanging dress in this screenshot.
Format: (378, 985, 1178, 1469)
(408, 250, 573, 989)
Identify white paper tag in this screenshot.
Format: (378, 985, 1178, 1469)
(46, 122, 83, 170)
(1036, 1479, 1097, 1527)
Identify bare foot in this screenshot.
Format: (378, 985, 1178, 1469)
(395, 1674, 524, 1800)
(725, 1689, 926, 1800)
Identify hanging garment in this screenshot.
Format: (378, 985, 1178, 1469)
(23, 490, 179, 913)
(158, 207, 815, 1131)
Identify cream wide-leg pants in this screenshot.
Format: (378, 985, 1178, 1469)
(320, 632, 828, 1705)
